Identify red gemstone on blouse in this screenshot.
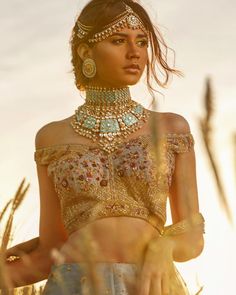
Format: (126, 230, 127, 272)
(118, 170, 124, 176)
(100, 179, 108, 186)
(79, 175, 84, 180)
(61, 179, 68, 187)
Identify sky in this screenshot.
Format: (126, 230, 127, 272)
(1, 0, 236, 294)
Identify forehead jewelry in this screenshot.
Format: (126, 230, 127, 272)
(77, 20, 92, 39)
(76, 4, 148, 43)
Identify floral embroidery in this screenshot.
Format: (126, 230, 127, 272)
(34, 133, 194, 234)
(47, 150, 110, 195)
(113, 139, 155, 182)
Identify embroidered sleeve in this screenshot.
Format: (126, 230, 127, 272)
(166, 133, 195, 153)
(34, 146, 69, 165)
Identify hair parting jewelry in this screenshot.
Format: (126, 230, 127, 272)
(76, 4, 149, 43)
(77, 20, 93, 39)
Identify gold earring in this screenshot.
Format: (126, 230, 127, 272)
(82, 58, 96, 78)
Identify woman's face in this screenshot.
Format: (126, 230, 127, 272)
(90, 27, 149, 88)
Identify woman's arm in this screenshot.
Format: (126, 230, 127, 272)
(137, 114, 205, 295)
(165, 115, 205, 262)
(148, 215, 204, 264)
(1, 125, 68, 289)
(3, 244, 53, 288)
(159, 214, 205, 262)
(5, 237, 39, 259)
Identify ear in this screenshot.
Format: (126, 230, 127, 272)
(77, 43, 93, 61)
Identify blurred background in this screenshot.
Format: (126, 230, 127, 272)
(0, 0, 236, 294)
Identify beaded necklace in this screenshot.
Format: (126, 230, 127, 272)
(70, 86, 150, 153)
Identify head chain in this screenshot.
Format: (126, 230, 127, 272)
(76, 4, 149, 43)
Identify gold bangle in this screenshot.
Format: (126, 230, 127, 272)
(162, 212, 205, 236)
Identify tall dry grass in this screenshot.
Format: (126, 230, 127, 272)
(199, 77, 233, 223)
(234, 133, 236, 184)
(0, 179, 43, 294)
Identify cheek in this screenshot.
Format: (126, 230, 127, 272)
(94, 47, 122, 75)
(141, 49, 148, 64)
(92, 44, 148, 78)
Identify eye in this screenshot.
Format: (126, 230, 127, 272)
(111, 38, 125, 45)
(136, 39, 149, 47)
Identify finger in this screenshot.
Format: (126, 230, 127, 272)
(162, 274, 170, 295)
(150, 275, 162, 295)
(137, 272, 151, 295)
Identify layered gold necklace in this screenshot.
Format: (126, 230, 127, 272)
(70, 86, 150, 153)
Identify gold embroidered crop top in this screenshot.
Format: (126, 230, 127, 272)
(34, 133, 195, 236)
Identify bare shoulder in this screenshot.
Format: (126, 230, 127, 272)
(35, 116, 73, 149)
(159, 112, 191, 134)
(35, 121, 59, 149)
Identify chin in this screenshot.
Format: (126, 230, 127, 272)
(98, 75, 141, 88)
(127, 80, 139, 86)
(119, 76, 141, 87)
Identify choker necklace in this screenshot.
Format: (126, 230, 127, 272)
(70, 86, 150, 153)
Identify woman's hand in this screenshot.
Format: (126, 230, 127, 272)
(137, 236, 175, 295)
(5, 237, 39, 258)
(0, 263, 14, 289)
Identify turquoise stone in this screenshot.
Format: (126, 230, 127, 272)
(122, 113, 138, 126)
(76, 113, 85, 122)
(86, 87, 131, 105)
(133, 105, 143, 114)
(100, 119, 120, 133)
(83, 116, 97, 129)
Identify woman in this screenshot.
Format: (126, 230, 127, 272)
(3, 0, 205, 294)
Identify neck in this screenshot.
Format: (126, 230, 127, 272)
(85, 85, 131, 106)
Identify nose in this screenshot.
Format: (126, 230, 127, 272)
(126, 42, 140, 60)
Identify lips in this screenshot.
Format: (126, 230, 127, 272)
(123, 64, 140, 70)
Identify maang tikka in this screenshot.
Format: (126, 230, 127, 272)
(76, 4, 149, 43)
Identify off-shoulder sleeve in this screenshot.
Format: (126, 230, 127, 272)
(34, 146, 69, 165)
(166, 133, 195, 153)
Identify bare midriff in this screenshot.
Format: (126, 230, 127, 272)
(59, 217, 161, 264)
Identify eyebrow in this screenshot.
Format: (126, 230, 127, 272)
(111, 32, 148, 38)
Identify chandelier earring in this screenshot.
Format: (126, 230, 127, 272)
(82, 58, 97, 79)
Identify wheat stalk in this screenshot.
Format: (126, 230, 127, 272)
(199, 77, 233, 223)
(234, 133, 236, 185)
(0, 179, 34, 294)
(0, 201, 12, 223)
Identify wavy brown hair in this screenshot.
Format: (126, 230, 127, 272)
(69, 0, 182, 98)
